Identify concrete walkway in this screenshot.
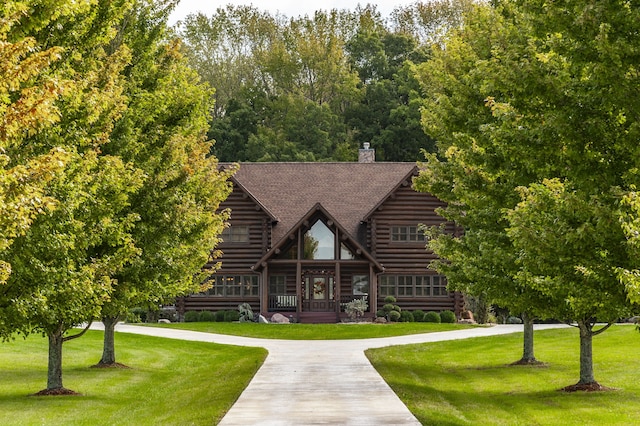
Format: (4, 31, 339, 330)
(102, 323, 566, 425)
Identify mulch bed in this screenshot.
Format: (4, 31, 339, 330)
(90, 362, 131, 369)
(561, 382, 615, 392)
(31, 388, 81, 396)
(510, 359, 547, 367)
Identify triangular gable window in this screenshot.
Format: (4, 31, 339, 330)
(340, 243, 356, 260)
(304, 220, 335, 260)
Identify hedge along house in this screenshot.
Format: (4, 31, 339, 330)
(178, 145, 464, 323)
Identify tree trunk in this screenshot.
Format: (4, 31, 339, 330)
(47, 330, 64, 390)
(577, 320, 596, 385)
(99, 316, 119, 365)
(515, 312, 539, 364)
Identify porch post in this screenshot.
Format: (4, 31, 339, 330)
(260, 264, 268, 315)
(296, 261, 302, 318)
(335, 261, 341, 318)
(369, 264, 377, 314)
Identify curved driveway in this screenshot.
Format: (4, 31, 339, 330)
(106, 323, 566, 425)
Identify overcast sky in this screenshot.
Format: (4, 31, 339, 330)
(168, 0, 419, 25)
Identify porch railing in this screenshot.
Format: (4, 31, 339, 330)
(268, 295, 297, 312)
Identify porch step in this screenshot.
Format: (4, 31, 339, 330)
(298, 312, 339, 324)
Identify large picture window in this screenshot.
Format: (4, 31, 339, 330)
(304, 220, 335, 259)
(379, 275, 448, 298)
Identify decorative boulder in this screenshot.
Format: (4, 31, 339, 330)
(258, 314, 269, 324)
(374, 317, 387, 324)
(157, 319, 171, 324)
(270, 313, 290, 324)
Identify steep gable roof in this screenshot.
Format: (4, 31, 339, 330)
(231, 162, 417, 243)
(253, 202, 383, 271)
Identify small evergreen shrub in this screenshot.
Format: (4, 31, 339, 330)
(384, 296, 397, 304)
(388, 310, 401, 322)
(424, 311, 441, 323)
(224, 310, 240, 322)
(382, 303, 395, 313)
(214, 310, 227, 322)
(198, 310, 216, 322)
(440, 310, 456, 323)
(375, 310, 386, 318)
(184, 311, 199, 322)
(412, 310, 425, 322)
(399, 311, 414, 322)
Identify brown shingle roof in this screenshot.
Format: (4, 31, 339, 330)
(231, 162, 417, 243)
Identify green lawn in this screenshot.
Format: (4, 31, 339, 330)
(367, 324, 640, 425)
(0, 330, 266, 426)
(150, 321, 473, 339)
(5, 324, 638, 425)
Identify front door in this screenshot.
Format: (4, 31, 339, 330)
(304, 274, 334, 312)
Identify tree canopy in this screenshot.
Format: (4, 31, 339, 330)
(178, 2, 473, 162)
(414, 0, 640, 389)
(0, 0, 232, 394)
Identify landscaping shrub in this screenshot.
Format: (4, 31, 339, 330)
(184, 311, 199, 322)
(424, 311, 441, 323)
(384, 296, 397, 304)
(198, 310, 216, 322)
(238, 303, 255, 322)
(214, 310, 227, 322)
(345, 298, 368, 321)
(388, 310, 401, 322)
(224, 310, 240, 322)
(376, 310, 386, 318)
(440, 310, 456, 324)
(382, 303, 395, 314)
(399, 311, 415, 322)
(412, 310, 425, 322)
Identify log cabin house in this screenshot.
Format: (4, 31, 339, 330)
(177, 145, 463, 323)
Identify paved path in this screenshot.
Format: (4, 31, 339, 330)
(102, 323, 567, 425)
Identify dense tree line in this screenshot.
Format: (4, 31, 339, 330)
(177, 1, 475, 162)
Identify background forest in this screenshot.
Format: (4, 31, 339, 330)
(177, 1, 474, 162)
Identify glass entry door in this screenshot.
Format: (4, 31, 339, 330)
(303, 274, 334, 312)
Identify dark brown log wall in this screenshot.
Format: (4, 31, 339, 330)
(205, 184, 272, 271)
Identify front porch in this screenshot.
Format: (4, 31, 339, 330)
(267, 294, 372, 323)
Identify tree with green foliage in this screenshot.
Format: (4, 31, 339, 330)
(0, 2, 69, 288)
(179, 2, 472, 163)
(97, 0, 233, 367)
(414, 2, 548, 365)
(414, 0, 640, 389)
(1, 0, 143, 394)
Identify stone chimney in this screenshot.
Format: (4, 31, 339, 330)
(358, 142, 375, 163)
